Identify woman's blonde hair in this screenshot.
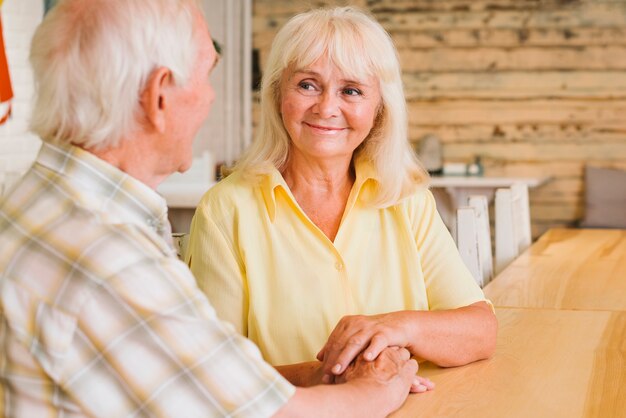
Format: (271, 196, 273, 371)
(29, 0, 201, 150)
(234, 6, 428, 207)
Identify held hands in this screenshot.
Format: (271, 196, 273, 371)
(317, 312, 413, 375)
(335, 347, 415, 386)
(317, 312, 434, 392)
(338, 348, 417, 415)
(334, 347, 432, 416)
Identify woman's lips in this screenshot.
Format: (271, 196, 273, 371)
(304, 122, 346, 133)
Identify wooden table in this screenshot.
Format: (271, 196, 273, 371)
(484, 228, 626, 311)
(392, 308, 626, 418)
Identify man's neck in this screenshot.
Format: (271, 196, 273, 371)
(85, 134, 167, 190)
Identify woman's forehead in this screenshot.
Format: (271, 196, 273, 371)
(287, 54, 375, 83)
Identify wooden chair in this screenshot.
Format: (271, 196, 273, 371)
(469, 195, 494, 286)
(456, 206, 482, 286)
(511, 182, 532, 252)
(495, 183, 532, 273)
(456, 195, 493, 287)
(172, 233, 190, 262)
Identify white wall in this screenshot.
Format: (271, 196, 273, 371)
(0, 0, 43, 187)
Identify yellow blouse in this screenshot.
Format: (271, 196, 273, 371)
(187, 160, 489, 366)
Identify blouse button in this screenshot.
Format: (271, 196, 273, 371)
(335, 261, 344, 271)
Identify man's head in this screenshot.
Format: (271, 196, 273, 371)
(29, 0, 217, 164)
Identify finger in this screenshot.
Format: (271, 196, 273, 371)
(328, 330, 372, 375)
(417, 376, 435, 390)
(401, 359, 419, 386)
(316, 345, 326, 362)
(377, 346, 410, 368)
(319, 317, 362, 374)
(397, 347, 411, 361)
(410, 378, 428, 393)
(362, 333, 390, 361)
(410, 376, 434, 393)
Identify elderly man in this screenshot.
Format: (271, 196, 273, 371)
(0, 0, 420, 416)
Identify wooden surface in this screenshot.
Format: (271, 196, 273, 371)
(484, 228, 626, 311)
(392, 308, 626, 418)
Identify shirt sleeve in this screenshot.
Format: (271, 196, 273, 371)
(410, 189, 491, 311)
(60, 255, 294, 418)
(186, 197, 249, 336)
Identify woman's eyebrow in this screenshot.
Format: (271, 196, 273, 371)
(291, 70, 371, 87)
(342, 78, 371, 87)
(292, 69, 321, 77)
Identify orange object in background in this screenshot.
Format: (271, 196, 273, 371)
(0, 14, 13, 125)
(0, 18, 6, 418)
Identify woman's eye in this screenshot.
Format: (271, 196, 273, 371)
(298, 81, 315, 91)
(344, 87, 362, 96)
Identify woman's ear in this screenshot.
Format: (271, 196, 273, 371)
(139, 67, 172, 133)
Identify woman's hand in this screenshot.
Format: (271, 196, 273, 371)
(317, 312, 416, 379)
(319, 302, 497, 379)
(410, 375, 435, 393)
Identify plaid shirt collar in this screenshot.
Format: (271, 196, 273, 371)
(35, 142, 171, 239)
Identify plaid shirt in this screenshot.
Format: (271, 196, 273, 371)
(0, 143, 294, 417)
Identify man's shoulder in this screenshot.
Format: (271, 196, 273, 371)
(1, 188, 171, 289)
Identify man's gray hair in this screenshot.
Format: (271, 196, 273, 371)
(30, 0, 202, 150)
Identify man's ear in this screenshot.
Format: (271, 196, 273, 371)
(140, 67, 172, 133)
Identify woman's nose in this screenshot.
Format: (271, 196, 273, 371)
(313, 91, 339, 118)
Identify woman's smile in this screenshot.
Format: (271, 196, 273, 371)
(303, 122, 347, 135)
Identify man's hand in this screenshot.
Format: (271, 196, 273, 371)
(273, 347, 428, 418)
(336, 347, 433, 392)
(335, 347, 421, 412)
(317, 312, 415, 378)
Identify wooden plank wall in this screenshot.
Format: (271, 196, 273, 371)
(253, 0, 626, 238)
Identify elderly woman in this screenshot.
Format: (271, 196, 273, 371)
(187, 7, 497, 382)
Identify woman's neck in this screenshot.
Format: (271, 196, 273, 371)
(282, 154, 354, 196)
(281, 154, 355, 242)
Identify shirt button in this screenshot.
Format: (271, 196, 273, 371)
(335, 261, 343, 271)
